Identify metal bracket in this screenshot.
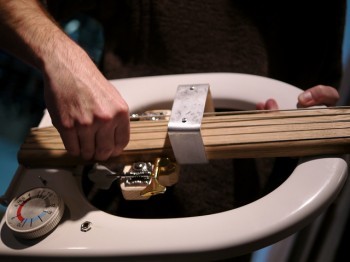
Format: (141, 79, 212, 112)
(168, 84, 210, 164)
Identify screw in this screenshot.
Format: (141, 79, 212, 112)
(81, 221, 92, 232)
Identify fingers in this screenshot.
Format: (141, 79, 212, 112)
(113, 114, 130, 156)
(58, 127, 80, 157)
(94, 116, 129, 161)
(58, 122, 96, 161)
(94, 123, 115, 161)
(256, 98, 279, 110)
(297, 85, 339, 108)
(255, 102, 265, 110)
(265, 99, 279, 110)
(93, 113, 130, 161)
(77, 125, 96, 160)
(58, 114, 130, 162)
(78, 116, 129, 161)
(257, 85, 339, 111)
(61, 126, 129, 161)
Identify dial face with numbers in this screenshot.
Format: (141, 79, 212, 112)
(5, 187, 64, 239)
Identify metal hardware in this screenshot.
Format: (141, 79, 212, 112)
(123, 162, 152, 187)
(89, 109, 173, 190)
(156, 158, 179, 187)
(140, 158, 168, 197)
(168, 84, 209, 164)
(89, 109, 180, 199)
(88, 158, 178, 200)
(81, 221, 92, 232)
(88, 162, 152, 189)
(88, 164, 124, 190)
(120, 158, 178, 200)
(130, 110, 171, 121)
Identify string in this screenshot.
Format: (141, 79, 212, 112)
(23, 107, 350, 140)
(130, 106, 350, 121)
(18, 106, 350, 166)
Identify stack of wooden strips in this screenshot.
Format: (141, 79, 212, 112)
(18, 107, 350, 167)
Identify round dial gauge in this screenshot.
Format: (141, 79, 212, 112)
(5, 187, 64, 239)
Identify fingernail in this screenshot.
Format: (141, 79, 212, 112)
(299, 91, 313, 103)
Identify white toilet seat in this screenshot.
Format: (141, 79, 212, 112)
(0, 73, 347, 260)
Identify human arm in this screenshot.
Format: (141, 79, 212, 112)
(0, 0, 130, 161)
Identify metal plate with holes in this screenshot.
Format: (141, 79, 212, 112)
(168, 84, 209, 164)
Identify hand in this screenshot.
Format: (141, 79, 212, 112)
(0, 0, 130, 162)
(256, 85, 339, 110)
(43, 42, 130, 161)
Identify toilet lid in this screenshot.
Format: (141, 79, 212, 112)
(0, 73, 347, 260)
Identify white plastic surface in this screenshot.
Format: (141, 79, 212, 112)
(0, 73, 347, 260)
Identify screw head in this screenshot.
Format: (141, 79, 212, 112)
(81, 221, 92, 232)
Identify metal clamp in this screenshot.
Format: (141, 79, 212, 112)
(168, 84, 210, 164)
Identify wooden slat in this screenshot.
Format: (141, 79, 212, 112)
(17, 107, 350, 167)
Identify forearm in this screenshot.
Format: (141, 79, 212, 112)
(0, 0, 79, 71)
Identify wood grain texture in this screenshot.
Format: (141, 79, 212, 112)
(18, 107, 350, 167)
